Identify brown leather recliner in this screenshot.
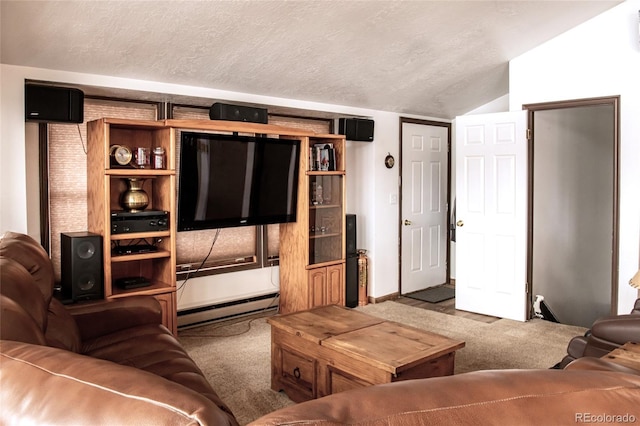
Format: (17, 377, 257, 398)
(556, 299, 640, 368)
(0, 231, 238, 425)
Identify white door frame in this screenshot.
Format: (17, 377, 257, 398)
(399, 118, 451, 294)
(524, 97, 620, 321)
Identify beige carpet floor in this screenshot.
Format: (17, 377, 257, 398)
(179, 301, 587, 425)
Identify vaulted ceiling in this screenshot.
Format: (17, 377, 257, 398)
(1, 1, 621, 118)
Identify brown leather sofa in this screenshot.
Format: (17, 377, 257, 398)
(0, 231, 238, 426)
(556, 299, 640, 368)
(249, 359, 640, 425)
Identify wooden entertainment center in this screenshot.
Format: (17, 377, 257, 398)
(86, 118, 347, 334)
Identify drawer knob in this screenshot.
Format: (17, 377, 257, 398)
(293, 367, 301, 379)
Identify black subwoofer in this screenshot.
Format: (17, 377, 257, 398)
(61, 232, 103, 301)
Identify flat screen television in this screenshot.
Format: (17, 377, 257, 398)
(177, 131, 301, 231)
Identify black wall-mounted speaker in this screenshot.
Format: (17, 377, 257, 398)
(209, 102, 268, 124)
(25, 84, 84, 123)
(61, 232, 103, 302)
(338, 118, 374, 142)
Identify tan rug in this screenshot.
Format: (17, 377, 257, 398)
(179, 301, 587, 425)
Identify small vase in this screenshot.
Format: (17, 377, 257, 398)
(120, 178, 149, 212)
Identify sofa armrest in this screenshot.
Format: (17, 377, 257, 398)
(0, 340, 238, 426)
(590, 314, 640, 347)
(566, 335, 588, 359)
(565, 356, 640, 375)
(66, 296, 163, 341)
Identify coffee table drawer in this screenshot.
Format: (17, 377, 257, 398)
(280, 348, 315, 399)
(327, 365, 372, 395)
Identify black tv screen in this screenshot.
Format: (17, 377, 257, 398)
(178, 132, 300, 231)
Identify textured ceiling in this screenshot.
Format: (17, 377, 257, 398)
(0, 1, 621, 119)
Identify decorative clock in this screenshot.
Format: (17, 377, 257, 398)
(385, 153, 395, 169)
(110, 144, 133, 167)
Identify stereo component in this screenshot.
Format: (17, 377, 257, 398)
(114, 276, 151, 290)
(209, 102, 268, 124)
(25, 84, 84, 123)
(338, 118, 374, 142)
(111, 210, 169, 234)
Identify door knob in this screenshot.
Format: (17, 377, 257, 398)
(456, 220, 464, 227)
(404, 220, 412, 226)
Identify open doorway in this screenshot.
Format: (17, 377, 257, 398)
(526, 97, 619, 328)
(399, 118, 452, 301)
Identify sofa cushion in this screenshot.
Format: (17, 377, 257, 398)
(0, 257, 48, 330)
(81, 323, 235, 419)
(0, 249, 81, 352)
(0, 295, 47, 346)
(0, 340, 238, 426)
(45, 298, 82, 352)
(0, 232, 55, 304)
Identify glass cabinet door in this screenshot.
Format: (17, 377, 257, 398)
(309, 174, 343, 265)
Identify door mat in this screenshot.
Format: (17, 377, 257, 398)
(406, 286, 455, 303)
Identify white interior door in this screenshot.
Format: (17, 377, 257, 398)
(401, 122, 449, 294)
(454, 111, 527, 321)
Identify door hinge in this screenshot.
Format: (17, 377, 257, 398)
(526, 128, 532, 140)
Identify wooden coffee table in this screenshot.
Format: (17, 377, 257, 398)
(602, 341, 640, 371)
(268, 304, 465, 402)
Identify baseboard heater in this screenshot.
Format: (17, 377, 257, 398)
(177, 292, 279, 330)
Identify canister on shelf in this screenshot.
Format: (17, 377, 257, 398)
(152, 147, 166, 169)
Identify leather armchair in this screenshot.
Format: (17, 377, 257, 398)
(556, 299, 640, 368)
(0, 231, 238, 425)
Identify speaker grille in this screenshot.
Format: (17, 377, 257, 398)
(25, 84, 84, 123)
(61, 232, 103, 301)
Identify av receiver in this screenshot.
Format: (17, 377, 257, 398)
(111, 210, 169, 234)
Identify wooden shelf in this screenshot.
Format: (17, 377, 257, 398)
(107, 169, 174, 176)
(306, 170, 345, 176)
(110, 231, 170, 241)
(310, 232, 341, 239)
(310, 204, 341, 209)
(87, 118, 178, 335)
(110, 249, 171, 262)
(109, 280, 175, 298)
(279, 134, 347, 314)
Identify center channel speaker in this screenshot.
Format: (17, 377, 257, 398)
(61, 232, 103, 302)
(209, 102, 268, 124)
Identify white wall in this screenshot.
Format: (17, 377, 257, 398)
(0, 64, 446, 310)
(509, 0, 640, 313)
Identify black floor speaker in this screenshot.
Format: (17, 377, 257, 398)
(345, 214, 358, 308)
(25, 84, 84, 123)
(61, 232, 103, 301)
